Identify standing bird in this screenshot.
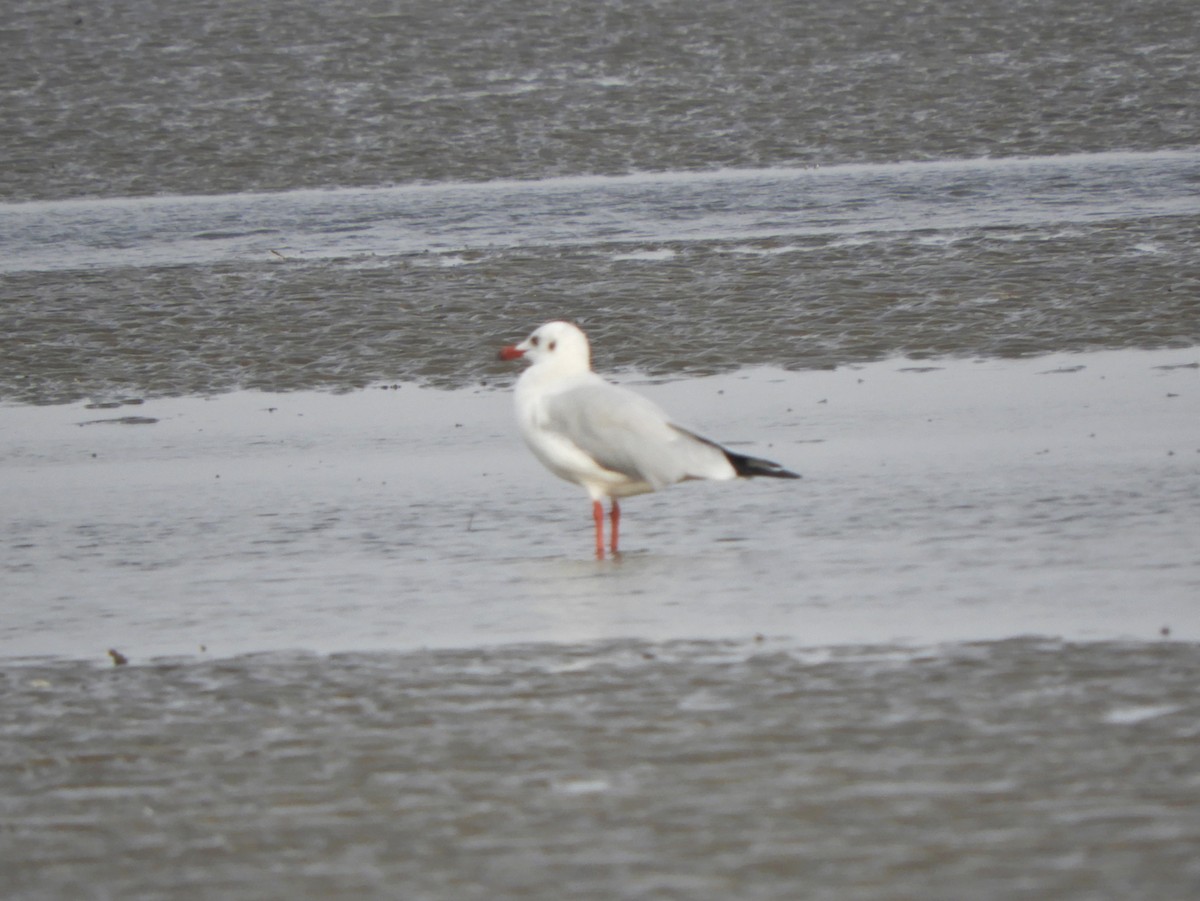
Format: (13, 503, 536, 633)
(499, 321, 799, 558)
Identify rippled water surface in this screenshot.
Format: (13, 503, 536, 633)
(2, 152, 1198, 404)
(3, 0, 1198, 200)
(2, 0, 1199, 404)
(4, 640, 1200, 900)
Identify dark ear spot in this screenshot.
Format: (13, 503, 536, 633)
(548, 340, 557, 351)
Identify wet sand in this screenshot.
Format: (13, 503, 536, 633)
(3, 347, 1197, 663)
(4, 638, 1199, 900)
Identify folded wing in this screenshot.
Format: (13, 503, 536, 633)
(543, 382, 736, 489)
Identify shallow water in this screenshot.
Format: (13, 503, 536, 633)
(3, 352, 1196, 662)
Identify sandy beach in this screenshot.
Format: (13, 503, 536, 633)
(3, 347, 1196, 663)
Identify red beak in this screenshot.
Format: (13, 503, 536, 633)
(498, 345, 525, 361)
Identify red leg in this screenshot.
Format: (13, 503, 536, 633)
(592, 500, 606, 560)
(610, 499, 621, 556)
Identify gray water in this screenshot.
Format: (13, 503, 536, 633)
(2, 0, 1200, 897)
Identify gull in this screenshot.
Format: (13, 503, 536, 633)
(499, 321, 799, 558)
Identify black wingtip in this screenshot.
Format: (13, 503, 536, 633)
(724, 449, 801, 480)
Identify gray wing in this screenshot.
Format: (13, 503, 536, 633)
(542, 381, 733, 489)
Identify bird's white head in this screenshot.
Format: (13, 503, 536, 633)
(499, 321, 592, 374)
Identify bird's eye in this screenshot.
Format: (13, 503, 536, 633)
(548, 340, 556, 351)
(530, 336, 539, 347)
